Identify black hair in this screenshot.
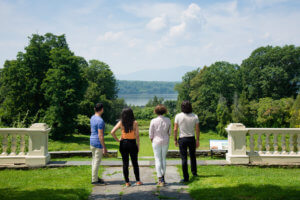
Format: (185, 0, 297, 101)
(181, 100, 192, 114)
(94, 103, 104, 112)
(121, 108, 135, 133)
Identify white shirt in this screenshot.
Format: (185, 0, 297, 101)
(149, 116, 171, 145)
(175, 112, 199, 138)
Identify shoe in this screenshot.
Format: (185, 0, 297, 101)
(125, 182, 131, 187)
(180, 179, 189, 183)
(162, 176, 167, 185)
(193, 174, 199, 177)
(135, 181, 143, 186)
(157, 181, 165, 187)
(91, 179, 105, 185)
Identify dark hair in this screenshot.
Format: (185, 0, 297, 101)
(121, 108, 135, 133)
(155, 104, 167, 115)
(94, 103, 104, 112)
(181, 100, 192, 114)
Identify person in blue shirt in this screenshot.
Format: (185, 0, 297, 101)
(90, 103, 107, 185)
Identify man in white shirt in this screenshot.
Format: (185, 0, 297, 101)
(174, 101, 200, 182)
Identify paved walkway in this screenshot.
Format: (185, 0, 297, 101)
(89, 166, 192, 200)
(48, 159, 228, 167)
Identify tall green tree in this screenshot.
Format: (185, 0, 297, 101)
(189, 61, 241, 129)
(79, 60, 118, 123)
(216, 95, 231, 136)
(241, 45, 300, 100)
(0, 33, 69, 125)
(290, 94, 300, 128)
(175, 68, 200, 110)
(41, 48, 87, 138)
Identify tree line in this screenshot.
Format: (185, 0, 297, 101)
(175, 45, 300, 136)
(0, 33, 124, 139)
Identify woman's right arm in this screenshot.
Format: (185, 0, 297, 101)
(110, 121, 121, 142)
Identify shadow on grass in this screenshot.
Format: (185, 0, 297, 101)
(189, 184, 300, 200)
(0, 188, 90, 200)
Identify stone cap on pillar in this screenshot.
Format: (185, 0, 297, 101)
(29, 123, 50, 131)
(226, 123, 246, 131)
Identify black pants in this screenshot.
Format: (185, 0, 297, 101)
(119, 139, 140, 182)
(179, 137, 197, 181)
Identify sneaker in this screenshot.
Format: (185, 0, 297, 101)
(98, 178, 105, 184)
(162, 176, 167, 185)
(91, 179, 105, 185)
(125, 182, 131, 187)
(135, 181, 143, 186)
(180, 179, 189, 183)
(193, 174, 198, 177)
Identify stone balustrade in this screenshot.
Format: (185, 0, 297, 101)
(226, 123, 300, 164)
(0, 123, 50, 166)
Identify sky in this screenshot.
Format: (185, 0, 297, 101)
(0, 0, 300, 78)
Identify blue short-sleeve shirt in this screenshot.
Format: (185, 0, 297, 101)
(90, 115, 105, 148)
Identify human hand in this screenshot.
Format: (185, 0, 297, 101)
(103, 148, 108, 155)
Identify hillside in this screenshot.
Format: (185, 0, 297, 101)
(117, 80, 178, 94)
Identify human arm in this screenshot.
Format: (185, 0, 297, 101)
(110, 121, 121, 142)
(174, 123, 178, 147)
(135, 121, 140, 152)
(98, 128, 107, 154)
(195, 123, 200, 148)
(149, 120, 154, 143)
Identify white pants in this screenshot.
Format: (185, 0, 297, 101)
(91, 146, 103, 182)
(152, 143, 169, 178)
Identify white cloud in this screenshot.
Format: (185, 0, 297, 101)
(146, 15, 167, 31)
(169, 23, 186, 37)
(97, 31, 124, 42)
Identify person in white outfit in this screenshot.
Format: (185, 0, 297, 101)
(149, 104, 171, 186)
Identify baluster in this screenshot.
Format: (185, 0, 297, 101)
(1, 134, 8, 156)
(273, 133, 278, 154)
(250, 133, 254, 155)
(9, 134, 17, 156)
(297, 134, 300, 155)
(281, 133, 287, 154)
(19, 134, 25, 156)
(265, 133, 270, 154)
(257, 133, 263, 154)
(289, 133, 295, 154)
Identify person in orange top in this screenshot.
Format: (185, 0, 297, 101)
(111, 108, 142, 187)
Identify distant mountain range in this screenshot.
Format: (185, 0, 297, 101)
(116, 66, 197, 81)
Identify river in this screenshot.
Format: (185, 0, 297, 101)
(118, 93, 178, 106)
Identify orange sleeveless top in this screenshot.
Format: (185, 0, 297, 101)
(121, 127, 136, 139)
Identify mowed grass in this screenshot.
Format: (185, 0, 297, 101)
(0, 166, 101, 200)
(49, 130, 226, 157)
(181, 165, 300, 200)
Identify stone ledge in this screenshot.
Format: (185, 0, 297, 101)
(166, 150, 227, 158)
(49, 150, 118, 158)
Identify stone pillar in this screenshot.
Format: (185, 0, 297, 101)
(226, 123, 249, 164)
(25, 123, 51, 166)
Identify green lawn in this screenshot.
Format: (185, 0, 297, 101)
(49, 130, 226, 157)
(181, 166, 300, 200)
(0, 166, 101, 200)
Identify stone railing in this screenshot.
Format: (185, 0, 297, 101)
(0, 123, 50, 166)
(226, 123, 300, 165)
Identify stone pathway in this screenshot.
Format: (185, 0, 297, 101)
(89, 166, 192, 200)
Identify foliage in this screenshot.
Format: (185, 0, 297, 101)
(133, 106, 156, 120)
(290, 94, 300, 128)
(175, 68, 200, 110)
(241, 45, 300, 100)
(41, 48, 87, 139)
(117, 80, 178, 94)
(256, 97, 294, 128)
(216, 95, 231, 136)
(164, 100, 177, 117)
(189, 62, 241, 130)
(75, 114, 90, 134)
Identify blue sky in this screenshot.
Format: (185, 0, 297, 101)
(1, 0, 300, 77)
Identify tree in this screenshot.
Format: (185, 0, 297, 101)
(164, 100, 177, 117)
(290, 94, 300, 128)
(146, 96, 164, 107)
(175, 68, 200, 110)
(41, 48, 87, 138)
(216, 95, 231, 136)
(79, 60, 119, 124)
(0, 33, 69, 125)
(189, 61, 241, 130)
(241, 45, 300, 100)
